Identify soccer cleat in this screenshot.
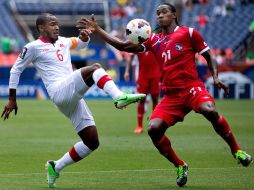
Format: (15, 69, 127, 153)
(134, 126, 143, 134)
(45, 160, 60, 188)
(234, 150, 253, 167)
(176, 164, 188, 187)
(114, 93, 146, 109)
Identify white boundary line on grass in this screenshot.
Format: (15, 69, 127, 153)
(0, 167, 244, 176)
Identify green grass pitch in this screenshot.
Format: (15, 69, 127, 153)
(0, 99, 253, 190)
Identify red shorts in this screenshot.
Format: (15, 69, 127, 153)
(137, 77, 160, 96)
(150, 85, 214, 126)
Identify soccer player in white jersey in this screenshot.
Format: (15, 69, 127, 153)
(1, 13, 145, 188)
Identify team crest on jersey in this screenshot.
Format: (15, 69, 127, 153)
(59, 44, 64, 47)
(19, 47, 28, 59)
(175, 44, 182, 51)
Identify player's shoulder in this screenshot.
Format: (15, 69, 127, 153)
(58, 36, 72, 42)
(58, 36, 68, 41)
(177, 25, 199, 37)
(177, 25, 193, 33)
(24, 40, 39, 48)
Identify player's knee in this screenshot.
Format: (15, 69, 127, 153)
(84, 139, 100, 151)
(91, 63, 102, 71)
(200, 105, 219, 122)
(148, 123, 163, 140)
(92, 139, 100, 150)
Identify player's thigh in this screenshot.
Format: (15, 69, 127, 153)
(185, 86, 215, 112)
(70, 99, 95, 133)
(52, 69, 89, 106)
(150, 95, 189, 126)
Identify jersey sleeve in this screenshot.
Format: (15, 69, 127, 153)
(68, 37, 90, 50)
(190, 28, 209, 54)
(9, 44, 35, 89)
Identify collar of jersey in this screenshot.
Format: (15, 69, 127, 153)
(39, 37, 55, 44)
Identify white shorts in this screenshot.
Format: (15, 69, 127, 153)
(50, 69, 95, 132)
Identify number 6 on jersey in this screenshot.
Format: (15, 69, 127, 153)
(56, 50, 63, 61)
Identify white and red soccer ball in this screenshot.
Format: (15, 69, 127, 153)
(126, 18, 151, 44)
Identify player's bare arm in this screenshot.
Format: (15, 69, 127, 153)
(202, 50, 229, 96)
(77, 16, 144, 53)
(124, 54, 134, 82)
(1, 89, 18, 120)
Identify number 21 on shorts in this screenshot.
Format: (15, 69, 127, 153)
(190, 87, 202, 96)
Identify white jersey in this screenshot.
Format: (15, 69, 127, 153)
(9, 36, 89, 97)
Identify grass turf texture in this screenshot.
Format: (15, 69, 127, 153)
(0, 99, 253, 190)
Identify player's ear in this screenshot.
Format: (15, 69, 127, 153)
(172, 12, 177, 19)
(38, 25, 44, 32)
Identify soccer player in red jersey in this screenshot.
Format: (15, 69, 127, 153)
(124, 51, 161, 134)
(77, 3, 253, 187)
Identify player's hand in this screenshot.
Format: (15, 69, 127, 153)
(214, 78, 229, 97)
(1, 100, 18, 120)
(76, 14, 98, 32)
(124, 72, 130, 82)
(79, 29, 92, 42)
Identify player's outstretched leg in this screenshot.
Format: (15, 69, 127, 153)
(176, 164, 188, 187)
(81, 64, 146, 109)
(45, 160, 60, 188)
(114, 93, 146, 109)
(234, 150, 253, 167)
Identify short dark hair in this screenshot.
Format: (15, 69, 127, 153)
(36, 13, 54, 32)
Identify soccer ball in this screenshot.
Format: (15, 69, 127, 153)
(126, 19, 151, 44)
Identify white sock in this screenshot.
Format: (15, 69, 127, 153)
(92, 68, 123, 99)
(55, 141, 92, 173)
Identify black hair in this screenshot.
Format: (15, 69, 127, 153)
(153, 3, 179, 33)
(36, 13, 54, 32)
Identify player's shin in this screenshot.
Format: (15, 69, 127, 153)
(54, 141, 92, 173)
(211, 115, 241, 154)
(152, 135, 185, 167)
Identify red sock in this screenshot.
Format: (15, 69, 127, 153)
(69, 146, 82, 162)
(96, 75, 112, 89)
(152, 135, 185, 167)
(137, 102, 145, 127)
(212, 115, 241, 154)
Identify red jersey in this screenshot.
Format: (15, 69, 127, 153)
(143, 26, 209, 93)
(135, 51, 161, 82)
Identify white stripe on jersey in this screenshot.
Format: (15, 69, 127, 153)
(189, 27, 194, 38)
(200, 46, 210, 54)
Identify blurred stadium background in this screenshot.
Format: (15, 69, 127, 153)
(0, 0, 254, 99)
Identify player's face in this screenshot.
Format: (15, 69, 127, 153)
(156, 5, 176, 27)
(40, 16, 59, 43)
